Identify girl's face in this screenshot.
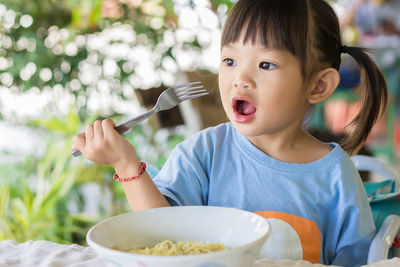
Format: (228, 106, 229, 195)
(218, 35, 311, 141)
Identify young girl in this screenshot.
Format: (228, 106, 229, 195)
(72, 0, 388, 266)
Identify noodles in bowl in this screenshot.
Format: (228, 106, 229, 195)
(87, 206, 270, 267)
(120, 239, 227, 256)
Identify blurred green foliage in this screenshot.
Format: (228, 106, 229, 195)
(0, 110, 112, 244)
(0, 108, 184, 244)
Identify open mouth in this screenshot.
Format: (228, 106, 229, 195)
(235, 99, 257, 116)
(232, 98, 257, 123)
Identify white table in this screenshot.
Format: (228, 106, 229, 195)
(1, 240, 399, 267)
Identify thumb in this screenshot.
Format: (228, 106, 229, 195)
(72, 133, 86, 150)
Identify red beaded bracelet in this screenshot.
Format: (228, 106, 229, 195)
(113, 162, 147, 182)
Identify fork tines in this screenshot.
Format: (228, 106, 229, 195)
(174, 82, 209, 101)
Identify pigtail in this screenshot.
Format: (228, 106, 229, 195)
(339, 46, 388, 155)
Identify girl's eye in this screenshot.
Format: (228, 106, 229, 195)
(223, 58, 237, 67)
(259, 62, 277, 70)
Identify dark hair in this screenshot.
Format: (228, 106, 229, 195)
(221, 0, 388, 154)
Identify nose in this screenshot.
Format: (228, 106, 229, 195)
(232, 67, 255, 89)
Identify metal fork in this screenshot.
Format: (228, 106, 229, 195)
(72, 81, 208, 157)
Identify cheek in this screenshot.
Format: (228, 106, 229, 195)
(258, 81, 305, 113)
(268, 73, 304, 98)
(218, 88, 230, 112)
(218, 68, 230, 86)
(218, 72, 230, 95)
(218, 75, 232, 112)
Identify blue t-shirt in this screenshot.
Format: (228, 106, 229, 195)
(153, 123, 375, 266)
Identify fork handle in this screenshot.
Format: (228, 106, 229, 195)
(115, 106, 159, 134)
(72, 149, 82, 157)
(72, 107, 159, 157)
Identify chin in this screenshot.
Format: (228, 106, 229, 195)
(230, 120, 260, 137)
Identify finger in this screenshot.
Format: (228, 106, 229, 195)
(72, 133, 86, 150)
(93, 120, 104, 140)
(85, 124, 94, 146)
(102, 119, 117, 139)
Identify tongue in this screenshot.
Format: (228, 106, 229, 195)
(239, 101, 256, 115)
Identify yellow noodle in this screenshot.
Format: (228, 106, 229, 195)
(122, 240, 227, 256)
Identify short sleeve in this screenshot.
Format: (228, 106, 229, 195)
(152, 142, 210, 206)
(325, 163, 376, 267)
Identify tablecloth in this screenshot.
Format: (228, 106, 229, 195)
(1, 240, 399, 267)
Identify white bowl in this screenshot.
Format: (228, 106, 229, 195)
(87, 206, 270, 267)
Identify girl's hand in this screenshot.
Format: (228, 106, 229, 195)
(72, 119, 138, 170)
(73, 119, 170, 212)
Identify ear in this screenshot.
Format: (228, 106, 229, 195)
(307, 68, 340, 104)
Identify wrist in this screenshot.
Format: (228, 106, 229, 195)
(113, 158, 141, 178)
(114, 162, 146, 182)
